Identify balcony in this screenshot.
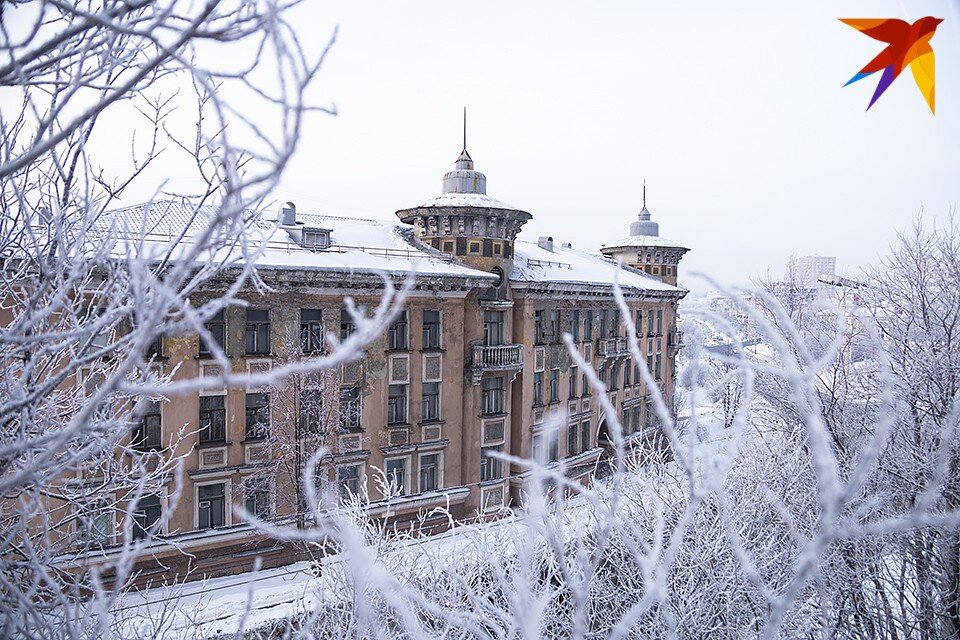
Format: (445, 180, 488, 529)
(596, 337, 630, 359)
(470, 344, 523, 384)
(668, 329, 683, 349)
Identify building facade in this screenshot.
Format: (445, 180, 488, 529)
(50, 146, 688, 583)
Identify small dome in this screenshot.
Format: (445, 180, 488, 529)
(443, 148, 486, 194)
(629, 206, 659, 236)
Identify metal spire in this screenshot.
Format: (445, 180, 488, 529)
(462, 106, 467, 152)
(643, 179, 647, 209)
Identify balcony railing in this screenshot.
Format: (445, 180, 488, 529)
(470, 344, 523, 384)
(596, 337, 630, 358)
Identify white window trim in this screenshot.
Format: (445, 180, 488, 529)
(194, 478, 232, 530)
(388, 353, 411, 384)
(422, 352, 443, 383)
(336, 462, 366, 500)
(417, 450, 444, 493)
(199, 363, 227, 396)
(383, 455, 411, 496)
(246, 358, 273, 391)
(481, 418, 506, 446)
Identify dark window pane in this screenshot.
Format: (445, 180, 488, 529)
(198, 395, 226, 443)
(245, 392, 270, 438)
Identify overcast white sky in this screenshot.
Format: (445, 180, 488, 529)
(91, 1, 960, 293)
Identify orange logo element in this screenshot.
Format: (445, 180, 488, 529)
(841, 17, 942, 113)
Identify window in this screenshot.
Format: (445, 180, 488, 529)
(532, 434, 544, 464)
(199, 309, 225, 356)
(569, 367, 578, 398)
(481, 377, 504, 415)
(483, 311, 504, 346)
(480, 445, 504, 481)
(633, 360, 641, 385)
(610, 362, 620, 391)
(419, 453, 440, 492)
(599, 309, 608, 339)
(197, 483, 226, 529)
(244, 477, 272, 519)
(421, 382, 441, 422)
(77, 500, 111, 547)
(635, 310, 643, 336)
(337, 465, 363, 501)
(302, 228, 330, 250)
(549, 310, 560, 344)
(388, 384, 408, 425)
(300, 308, 323, 354)
(245, 309, 270, 355)
(300, 390, 324, 433)
(647, 310, 655, 337)
(623, 359, 632, 387)
(340, 308, 354, 342)
(422, 310, 441, 349)
(582, 370, 591, 396)
(548, 433, 559, 463)
(388, 310, 408, 350)
(581, 420, 591, 450)
(534, 310, 545, 345)
(442, 240, 454, 254)
(385, 458, 408, 495)
(533, 371, 544, 406)
(199, 395, 226, 443)
(145, 334, 163, 359)
(612, 310, 621, 337)
(469, 241, 481, 254)
(243, 392, 270, 439)
(568, 423, 580, 457)
(655, 353, 662, 381)
(133, 400, 162, 451)
(339, 387, 361, 431)
(133, 495, 162, 540)
(569, 310, 580, 342)
(549, 368, 560, 403)
(584, 310, 593, 342)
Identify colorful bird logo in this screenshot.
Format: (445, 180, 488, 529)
(841, 17, 943, 113)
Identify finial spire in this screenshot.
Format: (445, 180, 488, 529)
(462, 106, 467, 152)
(643, 179, 647, 209)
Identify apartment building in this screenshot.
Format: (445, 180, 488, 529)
(55, 146, 688, 582)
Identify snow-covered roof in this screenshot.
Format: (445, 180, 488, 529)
(402, 191, 525, 212)
(511, 240, 684, 294)
(601, 235, 687, 251)
(97, 201, 496, 281)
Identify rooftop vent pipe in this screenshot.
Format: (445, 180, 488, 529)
(279, 201, 297, 226)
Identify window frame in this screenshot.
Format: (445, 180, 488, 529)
(481, 376, 505, 415)
(421, 381, 441, 423)
(244, 391, 271, 439)
(422, 309, 441, 349)
(199, 309, 226, 357)
(300, 308, 323, 354)
(198, 394, 226, 444)
(244, 308, 271, 355)
(418, 452, 442, 493)
(196, 481, 228, 530)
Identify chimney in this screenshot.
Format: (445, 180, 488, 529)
(538, 236, 553, 252)
(279, 201, 297, 226)
(561, 242, 572, 249)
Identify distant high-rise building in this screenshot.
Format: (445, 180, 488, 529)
(785, 256, 836, 289)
